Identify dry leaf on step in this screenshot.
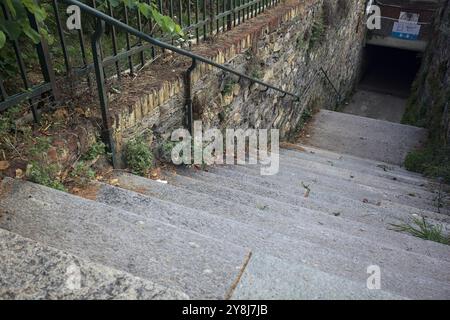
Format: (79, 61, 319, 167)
(0, 161, 10, 170)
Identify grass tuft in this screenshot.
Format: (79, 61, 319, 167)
(390, 217, 449, 245)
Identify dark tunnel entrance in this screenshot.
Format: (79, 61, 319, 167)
(359, 45, 423, 98)
(342, 44, 425, 123)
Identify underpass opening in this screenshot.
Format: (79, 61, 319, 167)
(342, 44, 424, 123)
(359, 44, 423, 98)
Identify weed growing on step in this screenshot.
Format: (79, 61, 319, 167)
(125, 137, 154, 176)
(390, 217, 449, 245)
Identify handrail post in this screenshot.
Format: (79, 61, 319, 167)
(319, 67, 342, 109)
(92, 19, 118, 168)
(185, 58, 197, 135)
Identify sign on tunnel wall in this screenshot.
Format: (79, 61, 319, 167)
(392, 12, 421, 40)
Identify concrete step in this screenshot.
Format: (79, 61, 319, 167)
(222, 161, 450, 219)
(0, 228, 188, 300)
(96, 178, 450, 299)
(289, 144, 426, 178)
(303, 110, 427, 165)
(0, 177, 250, 299)
(305, 127, 420, 166)
(312, 110, 428, 145)
(175, 166, 450, 234)
(280, 145, 438, 189)
(279, 147, 444, 197)
(231, 253, 405, 300)
(166, 167, 450, 260)
(113, 172, 450, 263)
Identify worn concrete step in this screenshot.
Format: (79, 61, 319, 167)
(304, 110, 427, 165)
(279, 148, 444, 198)
(175, 166, 450, 233)
(290, 144, 426, 179)
(305, 127, 420, 166)
(231, 253, 405, 300)
(113, 172, 450, 263)
(280, 145, 438, 189)
(208, 160, 450, 222)
(312, 110, 428, 145)
(159, 169, 450, 268)
(223, 161, 450, 218)
(0, 228, 188, 300)
(96, 179, 450, 299)
(0, 177, 250, 299)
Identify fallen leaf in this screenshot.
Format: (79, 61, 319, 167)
(0, 161, 10, 170)
(72, 187, 81, 193)
(15, 168, 24, 179)
(109, 178, 119, 186)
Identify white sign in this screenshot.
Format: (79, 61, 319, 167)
(392, 12, 421, 40)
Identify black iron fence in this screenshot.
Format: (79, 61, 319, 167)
(0, 0, 281, 119)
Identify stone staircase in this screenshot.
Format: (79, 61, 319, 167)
(1, 110, 449, 299)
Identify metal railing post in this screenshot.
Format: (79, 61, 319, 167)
(185, 58, 197, 134)
(91, 19, 117, 168)
(319, 67, 342, 108)
(28, 0, 59, 104)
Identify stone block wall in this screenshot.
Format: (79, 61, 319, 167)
(109, 0, 367, 165)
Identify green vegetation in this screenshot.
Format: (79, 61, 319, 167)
(221, 79, 236, 96)
(1, 0, 184, 78)
(24, 135, 66, 190)
(0, 106, 21, 135)
(390, 217, 449, 245)
(158, 140, 177, 163)
(309, 14, 326, 49)
(27, 160, 66, 191)
(125, 137, 154, 176)
(82, 140, 106, 161)
(69, 160, 96, 186)
(402, 59, 449, 182)
(404, 145, 450, 183)
(291, 106, 313, 138)
(29, 136, 52, 158)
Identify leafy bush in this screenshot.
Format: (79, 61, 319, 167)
(158, 140, 177, 163)
(27, 160, 66, 191)
(125, 137, 154, 176)
(69, 160, 96, 186)
(82, 140, 106, 161)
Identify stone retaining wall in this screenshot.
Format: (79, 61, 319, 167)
(109, 0, 367, 165)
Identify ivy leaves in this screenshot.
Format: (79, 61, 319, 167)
(0, 31, 5, 49)
(0, 0, 183, 50)
(112, 0, 184, 38)
(0, 0, 49, 49)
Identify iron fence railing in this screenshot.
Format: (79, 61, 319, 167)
(0, 0, 281, 119)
